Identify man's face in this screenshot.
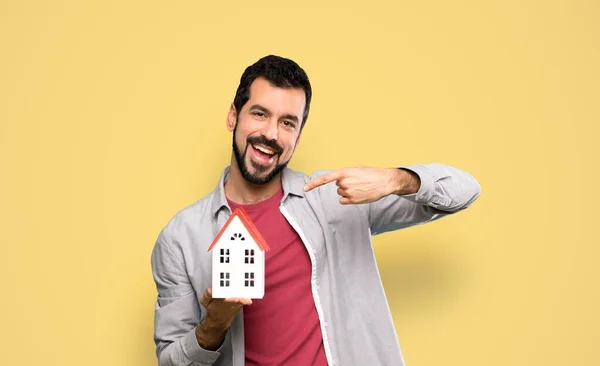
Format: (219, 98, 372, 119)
(228, 77, 305, 185)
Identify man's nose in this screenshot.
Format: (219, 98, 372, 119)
(262, 118, 279, 141)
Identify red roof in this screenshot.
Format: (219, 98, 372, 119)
(207, 207, 270, 252)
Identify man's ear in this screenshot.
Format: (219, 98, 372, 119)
(226, 104, 237, 132)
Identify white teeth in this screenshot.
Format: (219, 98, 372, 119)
(253, 145, 275, 155)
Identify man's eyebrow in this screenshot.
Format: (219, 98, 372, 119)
(249, 104, 270, 114)
(249, 104, 299, 124)
(280, 113, 299, 124)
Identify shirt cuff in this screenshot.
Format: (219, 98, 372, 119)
(397, 165, 436, 203)
(182, 326, 229, 364)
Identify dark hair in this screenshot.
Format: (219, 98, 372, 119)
(233, 55, 312, 129)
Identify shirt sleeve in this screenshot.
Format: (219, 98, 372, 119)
(367, 163, 481, 235)
(151, 230, 229, 365)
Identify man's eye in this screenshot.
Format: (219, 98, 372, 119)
(254, 112, 265, 117)
(283, 121, 295, 128)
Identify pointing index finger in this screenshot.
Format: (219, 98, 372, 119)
(303, 170, 343, 192)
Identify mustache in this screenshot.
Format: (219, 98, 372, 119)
(247, 136, 283, 155)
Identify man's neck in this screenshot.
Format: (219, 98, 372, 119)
(224, 161, 283, 205)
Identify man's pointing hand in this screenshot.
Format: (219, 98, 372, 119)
(303, 166, 421, 204)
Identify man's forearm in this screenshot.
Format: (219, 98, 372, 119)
(195, 317, 228, 351)
(391, 168, 421, 196)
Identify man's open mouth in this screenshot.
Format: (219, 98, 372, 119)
(249, 143, 279, 166)
(252, 144, 276, 156)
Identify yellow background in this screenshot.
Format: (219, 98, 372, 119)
(1, 1, 598, 365)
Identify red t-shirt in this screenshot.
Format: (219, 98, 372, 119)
(227, 189, 328, 366)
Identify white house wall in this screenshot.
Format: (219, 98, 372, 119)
(211, 215, 265, 299)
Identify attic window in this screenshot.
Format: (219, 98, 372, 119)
(219, 272, 230, 287)
(244, 272, 255, 287)
(230, 233, 245, 241)
(244, 249, 255, 264)
(219, 248, 230, 263)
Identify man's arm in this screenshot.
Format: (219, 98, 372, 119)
(151, 231, 232, 366)
(303, 163, 481, 235)
(367, 163, 481, 235)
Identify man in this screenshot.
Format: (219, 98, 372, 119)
(151, 55, 481, 366)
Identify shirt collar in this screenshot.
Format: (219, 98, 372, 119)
(211, 166, 305, 217)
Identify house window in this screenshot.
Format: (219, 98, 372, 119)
(219, 272, 230, 287)
(230, 233, 245, 241)
(244, 249, 255, 264)
(244, 272, 255, 287)
(220, 248, 230, 263)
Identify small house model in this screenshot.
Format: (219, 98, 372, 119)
(208, 207, 269, 299)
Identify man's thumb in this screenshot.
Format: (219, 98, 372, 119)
(200, 288, 213, 306)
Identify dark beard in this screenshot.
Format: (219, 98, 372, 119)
(232, 125, 289, 185)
